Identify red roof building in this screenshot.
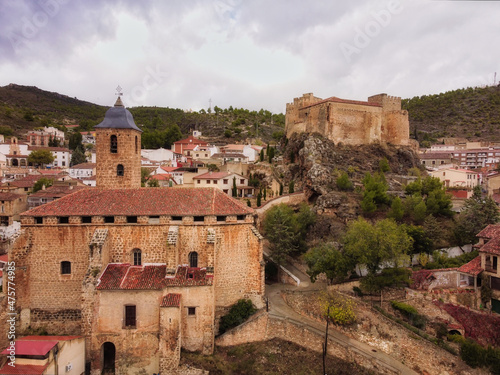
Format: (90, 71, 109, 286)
(172, 135, 208, 155)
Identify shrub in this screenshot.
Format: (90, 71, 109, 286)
(336, 172, 353, 191)
(218, 299, 257, 335)
(460, 339, 485, 368)
(320, 291, 356, 325)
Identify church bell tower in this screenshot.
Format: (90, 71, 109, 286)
(95, 95, 142, 189)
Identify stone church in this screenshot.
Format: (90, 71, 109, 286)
(10, 98, 265, 374)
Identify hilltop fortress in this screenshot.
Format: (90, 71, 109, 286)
(285, 93, 409, 146)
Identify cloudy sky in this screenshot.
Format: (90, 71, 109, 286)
(0, 0, 498, 113)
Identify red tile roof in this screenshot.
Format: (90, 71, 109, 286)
(0, 254, 8, 263)
(160, 166, 180, 173)
(1, 340, 57, 356)
(161, 293, 181, 307)
(22, 188, 253, 217)
(0, 363, 48, 375)
(69, 163, 96, 170)
(458, 256, 483, 276)
(174, 135, 208, 146)
(478, 236, 500, 255)
(29, 185, 87, 198)
(476, 224, 500, 239)
(97, 264, 213, 290)
(300, 96, 381, 110)
(0, 192, 23, 201)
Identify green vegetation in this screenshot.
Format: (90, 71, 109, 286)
(263, 203, 316, 265)
(402, 85, 500, 143)
(28, 149, 55, 167)
(361, 172, 390, 214)
(70, 147, 86, 166)
(320, 291, 356, 325)
(424, 250, 479, 269)
(218, 299, 256, 335)
(336, 171, 354, 191)
(305, 243, 352, 284)
(360, 268, 411, 295)
(460, 340, 500, 374)
(390, 301, 427, 329)
(32, 178, 54, 193)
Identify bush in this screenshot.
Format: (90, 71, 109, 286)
(336, 172, 353, 191)
(460, 339, 485, 368)
(218, 299, 257, 335)
(391, 300, 427, 329)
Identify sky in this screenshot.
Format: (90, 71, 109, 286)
(0, 0, 499, 114)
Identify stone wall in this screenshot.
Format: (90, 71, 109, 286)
(285, 93, 409, 147)
(95, 128, 142, 188)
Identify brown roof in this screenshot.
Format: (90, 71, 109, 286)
(28, 146, 70, 152)
(418, 152, 454, 160)
(476, 224, 500, 239)
(300, 96, 381, 110)
(160, 293, 181, 307)
(0, 192, 23, 201)
(1, 175, 43, 188)
(458, 256, 483, 276)
(22, 187, 253, 217)
(29, 185, 88, 198)
(174, 135, 208, 146)
(478, 236, 500, 255)
(212, 153, 247, 159)
(69, 163, 96, 170)
(196, 172, 232, 180)
(97, 264, 213, 290)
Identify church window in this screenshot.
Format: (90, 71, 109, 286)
(61, 261, 71, 274)
(132, 249, 142, 266)
(124, 305, 136, 328)
(110, 135, 118, 153)
(117, 164, 124, 176)
(189, 252, 198, 268)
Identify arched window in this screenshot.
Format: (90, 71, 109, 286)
(61, 261, 71, 274)
(189, 252, 198, 268)
(117, 164, 124, 176)
(132, 249, 141, 266)
(110, 135, 118, 153)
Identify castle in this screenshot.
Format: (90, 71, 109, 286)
(285, 93, 409, 146)
(9, 98, 265, 374)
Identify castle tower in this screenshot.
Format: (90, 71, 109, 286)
(95, 97, 142, 188)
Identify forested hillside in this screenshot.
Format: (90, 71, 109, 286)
(0, 84, 285, 147)
(402, 84, 500, 145)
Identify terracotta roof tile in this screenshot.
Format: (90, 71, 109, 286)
(458, 256, 483, 276)
(161, 293, 181, 307)
(97, 264, 213, 290)
(1, 340, 57, 356)
(0, 192, 23, 201)
(196, 172, 231, 180)
(69, 163, 96, 169)
(22, 187, 253, 217)
(478, 236, 500, 255)
(29, 185, 87, 198)
(476, 224, 500, 239)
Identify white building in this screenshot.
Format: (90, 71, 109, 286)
(429, 167, 479, 190)
(28, 146, 71, 168)
(141, 148, 183, 164)
(69, 162, 96, 179)
(194, 171, 254, 197)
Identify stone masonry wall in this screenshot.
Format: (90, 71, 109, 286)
(95, 128, 142, 188)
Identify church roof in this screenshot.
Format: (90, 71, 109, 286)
(97, 264, 213, 290)
(21, 187, 253, 217)
(95, 97, 142, 132)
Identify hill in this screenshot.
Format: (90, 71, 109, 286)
(0, 84, 285, 146)
(402, 84, 500, 145)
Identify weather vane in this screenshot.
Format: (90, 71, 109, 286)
(116, 85, 123, 96)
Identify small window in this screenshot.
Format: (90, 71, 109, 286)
(197, 180, 201, 184)
(127, 216, 137, 223)
(58, 217, 69, 224)
(237, 215, 245, 221)
(124, 305, 136, 327)
(194, 216, 204, 222)
(117, 164, 124, 176)
(132, 249, 141, 266)
(35, 217, 43, 224)
(110, 135, 118, 153)
(189, 252, 198, 268)
(213, 180, 217, 184)
(206, 180, 210, 184)
(61, 261, 71, 274)
(171, 216, 182, 221)
(223, 179, 228, 184)
(104, 216, 115, 223)
(188, 307, 196, 316)
(217, 216, 226, 222)
(240, 179, 245, 185)
(82, 216, 92, 224)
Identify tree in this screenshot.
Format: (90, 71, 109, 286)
(141, 167, 151, 187)
(343, 218, 412, 276)
(403, 224, 433, 255)
(259, 149, 264, 162)
(454, 186, 500, 245)
(387, 197, 404, 222)
(336, 172, 353, 191)
(256, 192, 262, 207)
(28, 149, 54, 167)
(279, 183, 283, 196)
(68, 132, 83, 151)
(232, 177, 237, 197)
(70, 147, 86, 167)
(379, 157, 390, 173)
(263, 204, 298, 265)
(147, 178, 159, 187)
(288, 180, 295, 194)
(33, 177, 53, 193)
(362, 172, 390, 211)
(268, 147, 275, 163)
(320, 290, 356, 325)
(305, 243, 353, 283)
(360, 268, 411, 296)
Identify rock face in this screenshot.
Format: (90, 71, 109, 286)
(285, 132, 419, 208)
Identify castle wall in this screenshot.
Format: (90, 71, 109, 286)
(95, 128, 142, 189)
(285, 93, 409, 146)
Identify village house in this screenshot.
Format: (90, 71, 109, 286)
(0, 192, 26, 243)
(27, 181, 88, 209)
(141, 147, 183, 165)
(221, 144, 260, 162)
(68, 162, 96, 179)
(153, 165, 184, 185)
(7, 97, 265, 374)
(27, 126, 65, 146)
(172, 135, 208, 155)
(211, 152, 249, 164)
(194, 171, 254, 197)
(429, 167, 479, 195)
(419, 152, 456, 168)
(28, 146, 71, 168)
